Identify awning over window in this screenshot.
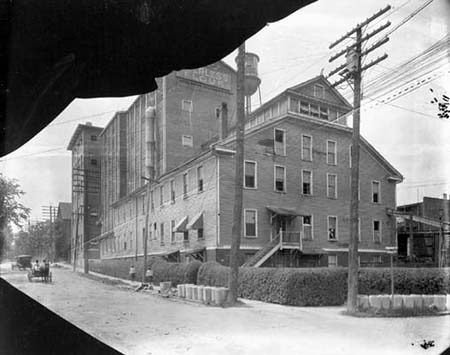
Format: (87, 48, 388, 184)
(266, 206, 303, 216)
(187, 211, 203, 230)
(174, 216, 189, 232)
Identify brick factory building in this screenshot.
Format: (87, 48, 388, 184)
(84, 62, 403, 268)
(67, 123, 103, 268)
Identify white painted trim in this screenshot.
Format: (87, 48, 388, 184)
(244, 160, 258, 189)
(322, 248, 388, 254)
(301, 169, 313, 195)
(244, 208, 258, 238)
(274, 164, 286, 192)
(301, 134, 313, 161)
(327, 140, 337, 165)
(327, 173, 337, 199)
(327, 215, 338, 241)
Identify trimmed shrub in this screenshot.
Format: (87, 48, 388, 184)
(358, 268, 450, 295)
(197, 263, 450, 306)
(152, 260, 202, 286)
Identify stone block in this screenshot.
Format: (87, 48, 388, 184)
(433, 295, 446, 311)
(378, 295, 391, 309)
(412, 295, 423, 309)
(185, 284, 193, 300)
(197, 286, 205, 302)
(369, 295, 382, 309)
(192, 286, 199, 301)
(203, 287, 213, 304)
(357, 295, 369, 310)
(392, 295, 403, 309)
(422, 295, 434, 309)
(402, 295, 415, 309)
(213, 287, 229, 306)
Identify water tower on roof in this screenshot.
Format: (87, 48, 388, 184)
(236, 52, 261, 114)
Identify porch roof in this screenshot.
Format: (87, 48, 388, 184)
(266, 206, 303, 216)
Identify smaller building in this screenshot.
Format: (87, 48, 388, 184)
(396, 195, 450, 266)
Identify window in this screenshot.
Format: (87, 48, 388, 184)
(183, 231, 189, 242)
(373, 220, 381, 243)
(153, 223, 157, 240)
(150, 190, 154, 210)
(160, 223, 165, 245)
(182, 135, 193, 147)
(372, 255, 382, 263)
(372, 181, 380, 203)
(215, 107, 221, 119)
(301, 170, 312, 195)
(244, 161, 257, 188)
(328, 216, 338, 240)
(170, 180, 175, 203)
(319, 107, 329, 120)
(90, 159, 98, 165)
(327, 173, 337, 199)
(124, 241, 127, 251)
(303, 215, 313, 240)
(327, 140, 337, 165)
(197, 228, 204, 240)
(299, 101, 309, 115)
(160, 186, 164, 207)
(301, 135, 312, 161)
(197, 166, 204, 192)
(183, 173, 188, 198)
(274, 165, 286, 192)
(328, 255, 338, 267)
(274, 129, 286, 155)
(310, 104, 319, 117)
(314, 84, 325, 99)
(244, 209, 257, 238)
(182, 100, 193, 112)
(171, 220, 176, 243)
(90, 135, 97, 141)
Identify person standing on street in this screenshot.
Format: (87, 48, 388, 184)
(129, 265, 136, 281)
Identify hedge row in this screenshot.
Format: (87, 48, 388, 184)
(152, 260, 201, 286)
(196, 263, 450, 306)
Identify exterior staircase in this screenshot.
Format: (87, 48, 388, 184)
(242, 235, 281, 267)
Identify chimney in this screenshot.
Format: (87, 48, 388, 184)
(444, 193, 448, 200)
(219, 102, 228, 140)
(85, 121, 92, 126)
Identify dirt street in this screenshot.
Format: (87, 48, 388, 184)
(1, 264, 449, 355)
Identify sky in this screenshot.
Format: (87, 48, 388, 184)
(1, 0, 449, 223)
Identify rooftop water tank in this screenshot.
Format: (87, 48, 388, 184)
(236, 52, 261, 97)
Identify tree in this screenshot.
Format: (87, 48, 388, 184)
(14, 221, 52, 259)
(0, 174, 30, 259)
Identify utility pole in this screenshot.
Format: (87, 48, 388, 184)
(42, 204, 57, 260)
(72, 167, 101, 274)
(328, 5, 391, 313)
(228, 42, 246, 304)
(73, 209, 79, 272)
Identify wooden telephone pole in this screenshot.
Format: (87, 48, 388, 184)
(328, 5, 391, 313)
(228, 42, 246, 304)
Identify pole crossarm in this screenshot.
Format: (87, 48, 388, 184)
(361, 53, 388, 72)
(329, 21, 391, 63)
(329, 5, 391, 49)
(361, 37, 390, 58)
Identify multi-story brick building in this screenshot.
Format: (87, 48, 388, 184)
(67, 123, 103, 267)
(95, 69, 403, 268)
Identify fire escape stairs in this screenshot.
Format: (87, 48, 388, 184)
(242, 235, 281, 268)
